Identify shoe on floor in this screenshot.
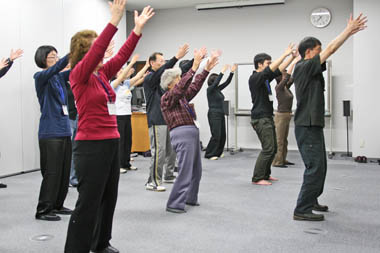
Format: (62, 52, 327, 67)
(92, 245, 119, 253)
(219, 153, 225, 158)
(35, 212, 61, 221)
(53, 207, 73, 215)
(166, 207, 186, 213)
(163, 175, 176, 183)
(126, 166, 137, 171)
(272, 164, 288, 168)
(209, 156, 218, 160)
(120, 168, 127, 174)
(313, 203, 329, 212)
(145, 183, 166, 192)
(186, 202, 200, 206)
(0, 182, 7, 188)
(293, 212, 324, 221)
(285, 161, 295, 165)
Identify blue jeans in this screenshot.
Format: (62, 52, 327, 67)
(69, 118, 78, 186)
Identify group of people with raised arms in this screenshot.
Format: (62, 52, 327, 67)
(0, 0, 367, 251)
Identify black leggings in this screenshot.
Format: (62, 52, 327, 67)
(117, 115, 132, 168)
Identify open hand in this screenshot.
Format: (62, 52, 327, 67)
(205, 54, 219, 72)
(284, 43, 295, 56)
(131, 54, 140, 63)
(104, 40, 115, 59)
(347, 13, 368, 35)
(231, 64, 237, 72)
(221, 64, 230, 73)
(0, 58, 9, 69)
(175, 43, 189, 60)
(10, 49, 23, 61)
(134, 5, 155, 35)
(109, 0, 127, 27)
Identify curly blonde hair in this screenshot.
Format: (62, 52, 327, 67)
(70, 30, 98, 69)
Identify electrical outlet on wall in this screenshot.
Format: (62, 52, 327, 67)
(360, 139, 365, 148)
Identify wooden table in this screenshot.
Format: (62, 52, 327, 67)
(131, 112, 150, 152)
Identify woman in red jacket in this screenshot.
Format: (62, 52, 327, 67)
(64, 1, 154, 252)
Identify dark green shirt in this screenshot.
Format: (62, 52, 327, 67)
(249, 66, 281, 119)
(293, 55, 326, 127)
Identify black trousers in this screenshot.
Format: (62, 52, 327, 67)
(205, 111, 226, 158)
(117, 115, 132, 168)
(294, 126, 327, 214)
(65, 139, 120, 253)
(36, 137, 71, 215)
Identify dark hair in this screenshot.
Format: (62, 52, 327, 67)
(298, 37, 322, 59)
(254, 53, 271, 69)
(207, 73, 219, 86)
(149, 52, 163, 65)
(34, 45, 57, 68)
(179, 59, 192, 75)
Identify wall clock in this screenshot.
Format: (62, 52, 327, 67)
(310, 7, 332, 28)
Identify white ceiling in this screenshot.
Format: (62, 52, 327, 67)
(124, 0, 235, 10)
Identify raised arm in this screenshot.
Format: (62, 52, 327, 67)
(111, 54, 139, 89)
(269, 43, 295, 72)
(208, 64, 229, 91)
(34, 54, 69, 84)
(130, 59, 150, 86)
(320, 13, 367, 64)
(146, 44, 189, 89)
(102, 5, 154, 80)
(218, 64, 236, 91)
(185, 50, 219, 101)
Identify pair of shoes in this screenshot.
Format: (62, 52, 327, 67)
(272, 164, 288, 168)
(163, 175, 176, 183)
(313, 203, 329, 212)
(53, 207, 73, 215)
(293, 212, 324, 221)
(92, 245, 119, 253)
(145, 183, 166, 192)
(252, 180, 272, 185)
(120, 168, 127, 174)
(35, 212, 61, 221)
(126, 166, 138, 171)
(209, 156, 218, 160)
(186, 202, 200, 206)
(355, 156, 367, 163)
(0, 182, 7, 188)
(285, 161, 295, 165)
(166, 207, 186, 213)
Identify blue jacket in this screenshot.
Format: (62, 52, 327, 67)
(34, 55, 71, 139)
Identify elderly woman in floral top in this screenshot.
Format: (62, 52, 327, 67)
(160, 48, 219, 213)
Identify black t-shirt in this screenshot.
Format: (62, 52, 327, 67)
(293, 54, 326, 127)
(249, 66, 281, 119)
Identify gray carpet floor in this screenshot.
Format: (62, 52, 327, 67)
(0, 150, 379, 253)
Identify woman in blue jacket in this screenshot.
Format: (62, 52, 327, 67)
(34, 46, 72, 221)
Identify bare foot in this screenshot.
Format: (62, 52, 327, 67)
(269, 176, 279, 181)
(252, 180, 272, 185)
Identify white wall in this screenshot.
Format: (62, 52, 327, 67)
(0, 0, 127, 176)
(132, 0, 354, 153)
(352, 0, 380, 158)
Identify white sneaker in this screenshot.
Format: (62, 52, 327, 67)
(127, 166, 138, 171)
(145, 183, 166, 192)
(120, 168, 127, 174)
(220, 153, 225, 158)
(209, 156, 218, 160)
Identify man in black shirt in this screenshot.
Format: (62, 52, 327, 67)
(249, 44, 296, 185)
(143, 44, 189, 192)
(293, 13, 367, 221)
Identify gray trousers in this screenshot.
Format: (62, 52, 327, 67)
(167, 125, 202, 210)
(147, 125, 176, 186)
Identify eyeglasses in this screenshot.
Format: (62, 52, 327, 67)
(47, 55, 59, 60)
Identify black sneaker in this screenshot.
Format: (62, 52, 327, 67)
(163, 175, 176, 183)
(313, 203, 329, 212)
(53, 207, 73, 215)
(0, 182, 7, 188)
(36, 212, 61, 221)
(293, 212, 324, 221)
